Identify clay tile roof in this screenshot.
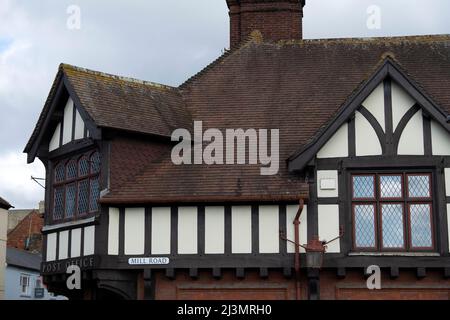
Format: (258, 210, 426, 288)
(25, 64, 192, 152)
(102, 34, 450, 204)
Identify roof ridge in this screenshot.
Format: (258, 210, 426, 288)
(60, 63, 177, 91)
(179, 31, 264, 89)
(278, 34, 450, 46)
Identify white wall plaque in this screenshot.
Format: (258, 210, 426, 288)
(128, 257, 170, 265)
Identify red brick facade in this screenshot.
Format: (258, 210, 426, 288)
(153, 269, 450, 300)
(227, 0, 304, 48)
(7, 210, 43, 252)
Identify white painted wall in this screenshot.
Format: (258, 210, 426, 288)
(448, 204, 450, 253)
(258, 205, 279, 254)
(205, 206, 225, 254)
(108, 208, 120, 255)
(0, 208, 7, 300)
(355, 111, 382, 156)
(46, 233, 57, 262)
(49, 123, 61, 152)
(317, 170, 339, 198)
(431, 120, 450, 155)
(392, 81, 416, 132)
(124, 208, 145, 255)
(231, 206, 252, 254)
(58, 231, 69, 260)
(71, 228, 81, 258)
(286, 205, 307, 253)
(83, 226, 95, 256)
(445, 169, 450, 197)
(317, 123, 348, 159)
(74, 108, 85, 140)
(62, 98, 74, 145)
(397, 110, 424, 155)
(178, 207, 198, 254)
(362, 83, 385, 131)
(48, 97, 87, 151)
(151, 207, 171, 254)
(318, 205, 340, 253)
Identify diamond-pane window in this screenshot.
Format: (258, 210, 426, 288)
(410, 204, 433, 248)
(407, 175, 431, 198)
(66, 161, 77, 180)
(89, 177, 100, 212)
(380, 175, 402, 199)
(55, 164, 65, 183)
(79, 156, 89, 177)
(53, 187, 64, 220)
(353, 176, 375, 199)
(78, 180, 89, 215)
(354, 205, 376, 248)
(65, 184, 76, 218)
(381, 204, 404, 248)
(90, 152, 100, 174)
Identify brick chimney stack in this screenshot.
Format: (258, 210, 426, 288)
(226, 0, 306, 48)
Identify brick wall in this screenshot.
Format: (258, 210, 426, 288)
(153, 268, 450, 300)
(227, 0, 304, 48)
(7, 210, 43, 252)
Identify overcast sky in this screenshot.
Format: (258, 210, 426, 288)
(1, 0, 449, 209)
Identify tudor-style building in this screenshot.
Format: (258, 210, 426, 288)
(25, 0, 450, 300)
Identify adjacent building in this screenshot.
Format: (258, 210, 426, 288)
(0, 197, 13, 299)
(5, 248, 65, 300)
(24, 0, 450, 300)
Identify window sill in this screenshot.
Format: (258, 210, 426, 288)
(42, 216, 96, 232)
(349, 252, 440, 257)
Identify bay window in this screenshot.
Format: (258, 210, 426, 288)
(352, 172, 434, 251)
(52, 151, 101, 222)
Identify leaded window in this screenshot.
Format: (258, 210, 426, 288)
(52, 151, 101, 222)
(352, 173, 434, 251)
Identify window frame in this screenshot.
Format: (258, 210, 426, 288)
(351, 171, 435, 252)
(20, 273, 31, 297)
(51, 150, 101, 224)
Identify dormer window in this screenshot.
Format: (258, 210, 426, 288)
(352, 172, 434, 252)
(52, 151, 101, 222)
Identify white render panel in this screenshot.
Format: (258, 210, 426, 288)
(258, 205, 279, 254)
(362, 83, 385, 131)
(286, 205, 307, 253)
(83, 226, 95, 256)
(205, 206, 225, 254)
(398, 110, 424, 155)
(232, 206, 252, 254)
(392, 81, 416, 131)
(448, 204, 450, 252)
(445, 169, 450, 197)
(151, 207, 171, 254)
(46, 233, 57, 262)
(71, 228, 82, 258)
(124, 208, 145, 255)
(74, 108, 85, 140)
(317, 170, 339, 198)
(58, 230, 69, 260)
(355, 111, 382, 156)
(49, 123, 61, 152)
(431, 120, 450, 155)
(108, 207, 120, 255)
(178, 207, 198, 254)
(62, 98, 74, 145)
(318, 205, 340, 253)
(317, 123, 348, 159)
